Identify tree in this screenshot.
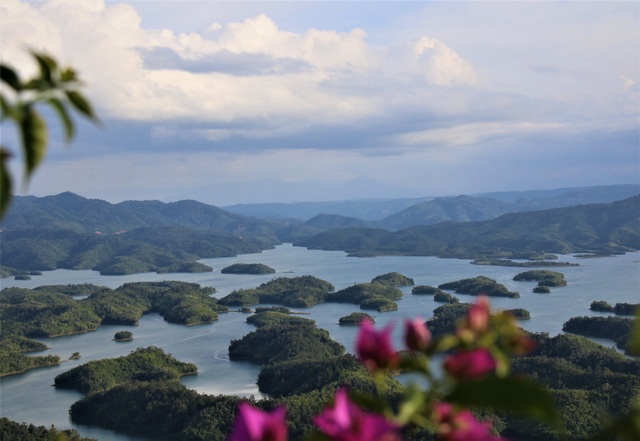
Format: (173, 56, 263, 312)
(0, 50, 98, 216)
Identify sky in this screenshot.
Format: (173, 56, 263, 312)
(1, 0, 639, 206)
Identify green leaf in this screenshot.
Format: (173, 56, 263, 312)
(397, 383, 429, 425)
(0, 147, 13, 218)
(1, 94, 11, 120)
(19, 106, 48, 177)
(60, 68, 78, 83)
(48, 98, 75, 141)
(0, 64, 21, 90)
(65, 90, 98, 121)
(31, 51, 57, 84)
(445, 375, 562, 429)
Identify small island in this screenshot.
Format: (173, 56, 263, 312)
(218, 276, 334, 308)
(513, 270, 567, 287)
(371, 272, 414, 287)
(471, 258, 577, 268)
(505, 308, 531, 320)
(590, 300, 614, 312)
(533, 285, 551, 294)
(338, 312, 374, 326)
(359, 297, 398, 312)
(113, 331, 133, 342)
(221, 263, 276, 275)
(325, 283, 402, 310)
(434, 292, 459, 303)
(411, 285, 446, 296)
(438, 276, 519, 298)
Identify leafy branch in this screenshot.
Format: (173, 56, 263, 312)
(0, 50, 99, 217)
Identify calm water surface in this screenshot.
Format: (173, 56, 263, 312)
(1, 244, 639, 440)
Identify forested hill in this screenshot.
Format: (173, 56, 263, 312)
(294, 196, 640, 258)
(0, 193, 298, 275)
(1, 192, 282, 236)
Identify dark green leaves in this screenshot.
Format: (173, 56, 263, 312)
(20, 106, 48, 176)
(445, 375, 562, 429)
(0, 49, 99, 218)
(0, 64, 21, 91)
(66, 90, 98, 121)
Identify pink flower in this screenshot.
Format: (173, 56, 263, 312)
(356, 318, 399, 371)
(433, 403, 504, 441)
(466, 296, 490, 333)
(443, 348, 497, 380)
(314, 389, 401, 441)
(404, 318, 431, 351)
(228, 402, 288, 441)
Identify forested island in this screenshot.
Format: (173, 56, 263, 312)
(338, 312, 374, 325)
(438, 276, 520, 298)
(513, 270, 567, 287)
(221, 263, 276, 274)
(218, 275, 334, 308)
(54, 347, 197, 394)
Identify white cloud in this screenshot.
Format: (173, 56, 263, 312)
(1, 1, 478, 130)
(396, 121, 566, 148)
(412, 37, 477, 86)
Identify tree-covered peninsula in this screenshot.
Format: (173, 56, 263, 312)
(54, 346, 197, 394)
(0, 226, 277, 276)
(562, 316, 635, 354)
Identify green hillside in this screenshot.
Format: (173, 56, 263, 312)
(295, 197, 640, 258)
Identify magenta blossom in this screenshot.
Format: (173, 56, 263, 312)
(433, 402, 504, 441)
(466, 296, 490, 333)
(443, 348, 497, 380)
(314, 389, 401, 441)
(356, 318, 399, 371)
(229, 402, 288, 441)
(404, 318, 431, 351)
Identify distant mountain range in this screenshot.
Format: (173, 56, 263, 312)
(224, 184, 640, 228)
(295, 196, 640, 259)
(1, 186, 638, 275)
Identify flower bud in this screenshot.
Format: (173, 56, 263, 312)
(466, 295, 490, 333)
(356, 318, 399, 371)
(443, 348, 497, 380)
(404, 318, 431, 351)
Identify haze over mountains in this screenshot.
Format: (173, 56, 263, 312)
(225, 184, 640, 229)
(1, 184, 638, 276)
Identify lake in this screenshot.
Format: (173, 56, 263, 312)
(1, 244, 639, 441)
